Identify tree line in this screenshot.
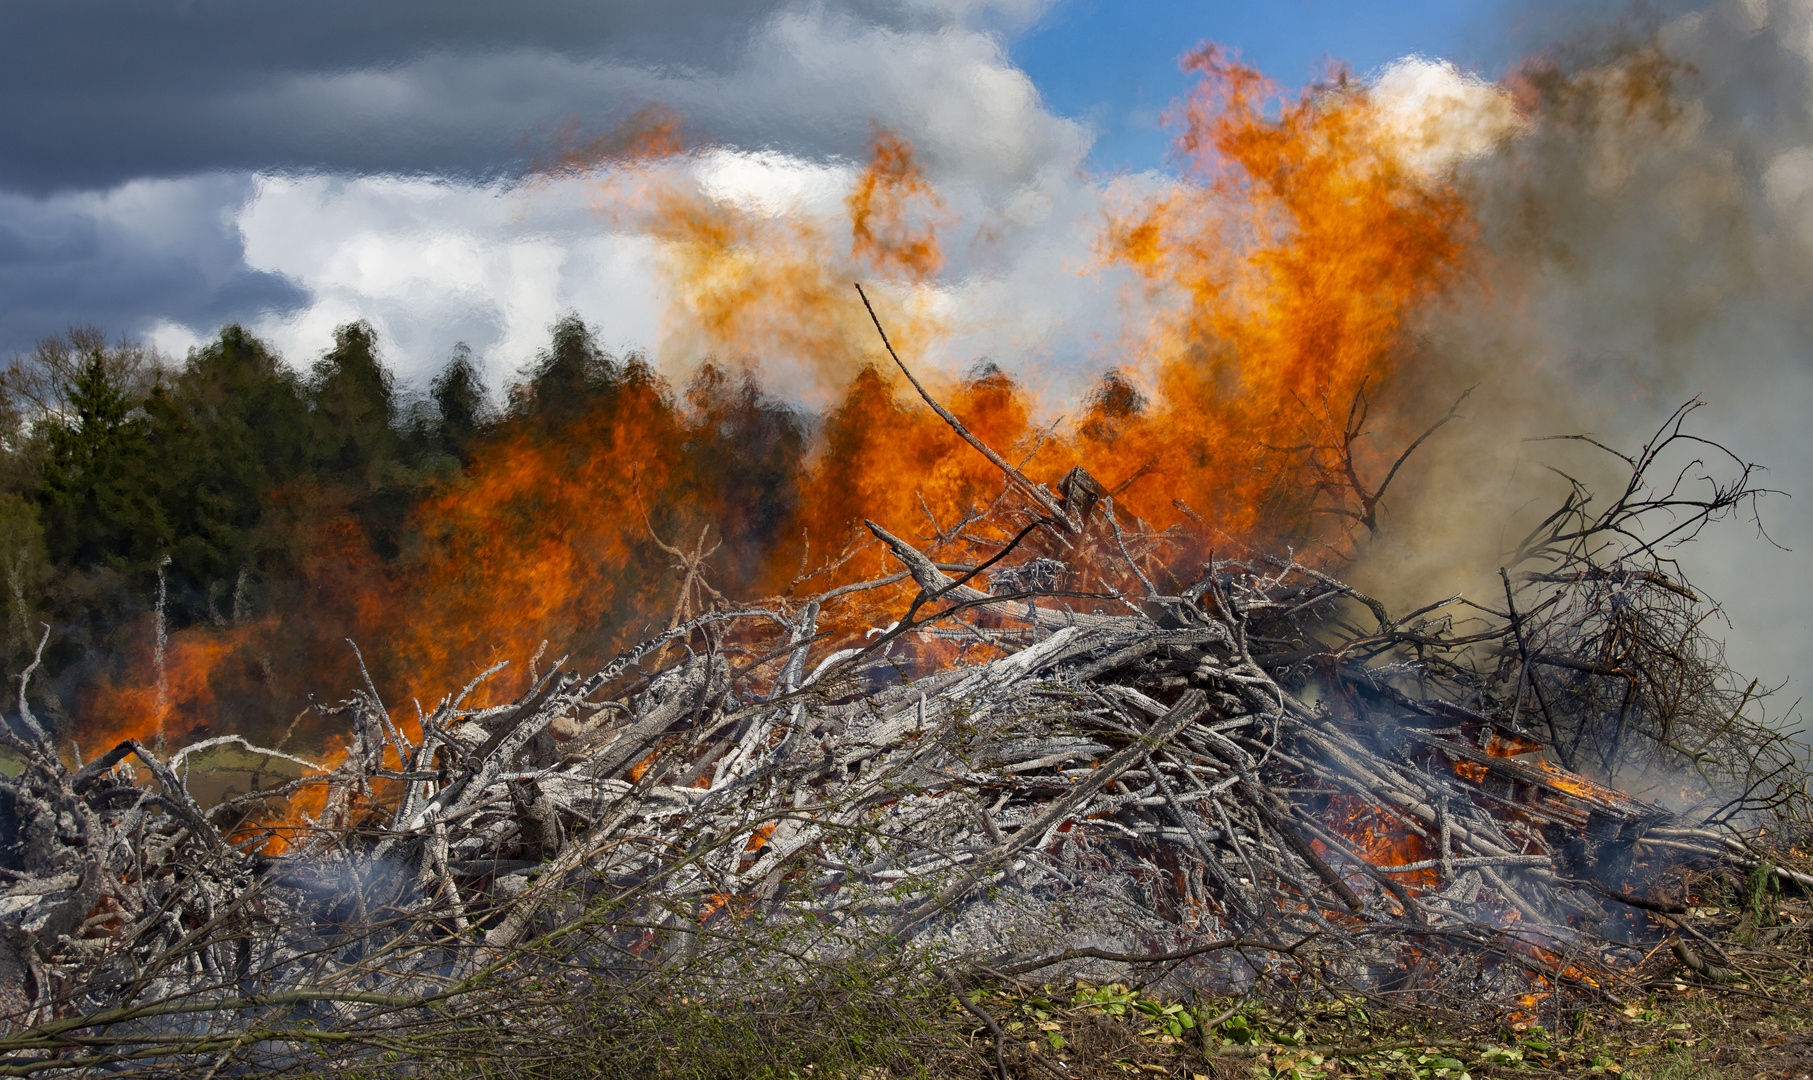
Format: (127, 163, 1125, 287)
(0, 316, 806, 746)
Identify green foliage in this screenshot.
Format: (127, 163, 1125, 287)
(406, 955, 952, 1080)
(512, 313, 620, 427)
(301, 321, 438, 563)
(37, 346, 165, 575)
(675, 362, 804, 595)
(0, 319, 465, 740)
(309, 321, 399, 482)
(0, 492, 46, 657)
(142, 324, 313, 619)
(428, 343, 493, 466)
(1737, 859, 1780, 942)
(965, 980, 1607, 1079)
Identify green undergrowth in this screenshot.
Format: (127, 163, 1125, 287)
(399, 963, 1812, 1080)
(390, 863, 1813, 1080)
(391, 955, 962, 1080)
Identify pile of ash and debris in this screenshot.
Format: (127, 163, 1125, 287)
(0, 377, 1804, 1076)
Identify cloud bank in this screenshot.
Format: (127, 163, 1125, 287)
(0, 0, 1096, 387)
(1, 0, 1058, 192)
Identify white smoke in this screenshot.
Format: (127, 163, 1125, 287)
(1355, 0, 1813, 736)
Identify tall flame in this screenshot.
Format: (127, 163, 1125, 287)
(1084, 45, 1474, 544)
(76, 48, 1480, 831)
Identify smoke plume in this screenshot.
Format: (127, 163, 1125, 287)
(1359, 1, 1813, 732)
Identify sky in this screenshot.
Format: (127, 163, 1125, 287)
(0, 0, 1808, 717)
(1013, 1, 1500, 168)
(0, 0, 1517, 370)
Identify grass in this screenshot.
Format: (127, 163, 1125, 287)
(368, 863, 1813, 1080)
(400, 959, 1811, 1080)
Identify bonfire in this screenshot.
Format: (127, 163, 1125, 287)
(0, 290, 1800, 1078)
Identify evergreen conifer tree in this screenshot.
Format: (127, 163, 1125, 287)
(38, 347, 164, 574)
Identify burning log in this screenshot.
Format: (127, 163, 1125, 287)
(0, 356, 1799, 1075)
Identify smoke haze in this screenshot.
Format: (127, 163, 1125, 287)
(1354, 0, 1813, 731)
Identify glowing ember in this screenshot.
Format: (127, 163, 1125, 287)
(1320, 794, 1439, 888)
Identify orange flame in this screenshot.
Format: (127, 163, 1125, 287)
(392, 376, 685, 706)
(1321, 794, 1439, 888)
(72, 51, 1480, 843)
(847, 126, 946, 280)
(80, 624, 249, 756)
(578, 120, 946, 403)
(1088, 45, 1473, 543)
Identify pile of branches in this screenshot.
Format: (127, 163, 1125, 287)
(0, 361, 1804, 1076)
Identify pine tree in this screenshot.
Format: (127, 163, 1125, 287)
(309, 321, 399, 481)
(38, 347, 164, 575)
(514, 314, 620, 428)
(144, 324, 312, 621)
(430, 343, 493, 465)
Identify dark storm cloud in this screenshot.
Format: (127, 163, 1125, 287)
(0, 174, 307, 355)
(0, 0, 1048, 193)
(0, 0, 1072, 359)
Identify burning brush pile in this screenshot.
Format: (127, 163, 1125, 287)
(0, 333, 1806, 1075)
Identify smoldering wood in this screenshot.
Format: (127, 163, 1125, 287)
(0, 384, 1799, 1075)
(0, 557, 1789, 1068)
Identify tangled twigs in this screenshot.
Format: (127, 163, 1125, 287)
(0, 394, 1801, 1075)
(938, 963, 1071, 1080)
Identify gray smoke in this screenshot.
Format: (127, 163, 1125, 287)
(1356, 0, 1813, 736)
